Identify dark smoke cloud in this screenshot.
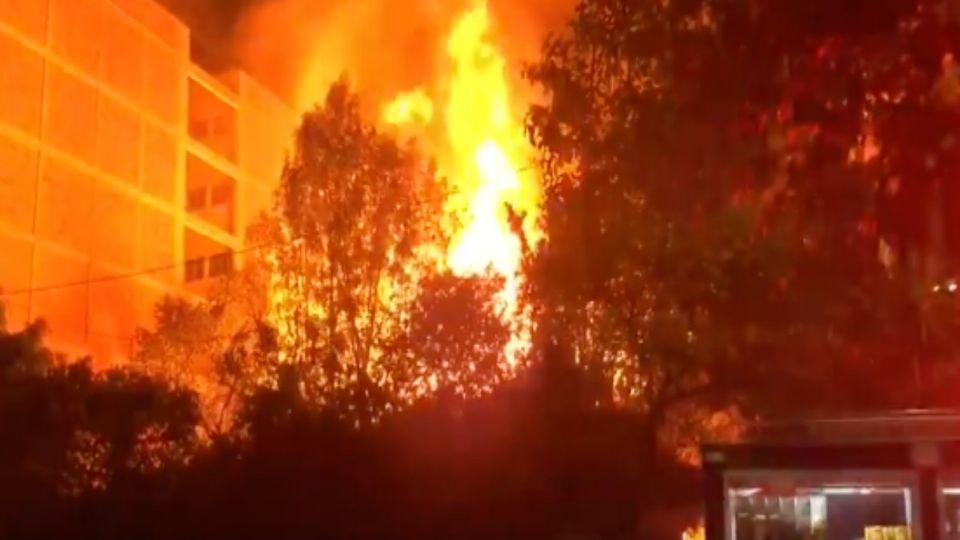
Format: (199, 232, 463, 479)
(155, 0, 256, 68)
(158, 0, 575, 110)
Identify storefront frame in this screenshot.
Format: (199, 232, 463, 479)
(703, 421, 960, 540)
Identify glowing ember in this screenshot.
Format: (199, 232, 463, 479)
(383, 1, 542, 368)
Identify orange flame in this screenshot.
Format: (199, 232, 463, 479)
(383, 1, 542, 368)
(268, 1, 542, 403)
(682, 523, 706, 540)
(383, 88, 434, 125)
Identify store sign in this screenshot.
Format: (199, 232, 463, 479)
(765, 415, 960, 444)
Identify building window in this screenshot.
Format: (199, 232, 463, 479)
(187, 187, 207, 210)
(189, 120, 208, 139)
(213, 115, 232, 135)
(185, 258, 206, 282)
(208, 252, 233, 277)
(210, 181, 233, 206)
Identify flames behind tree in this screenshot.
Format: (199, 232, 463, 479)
(383, 1, 543, 369)
(233, 0, 575, 112)
(266, 1, 545, 413)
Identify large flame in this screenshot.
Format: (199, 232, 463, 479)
(383, 88, 434, 126)
(267, 1, 541, 403)
(384, 1, 542, 368)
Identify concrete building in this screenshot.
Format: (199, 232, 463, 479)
(0, 0, 296, 363)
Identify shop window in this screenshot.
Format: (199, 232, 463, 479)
(727, 473, 916, 540)
(942, 484, 960, 540)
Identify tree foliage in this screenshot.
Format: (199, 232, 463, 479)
(0, 306, 661, 540)
(408, 274, 512, 398)
(0, 318, 200, 536)
(270, 79, 508, 424)
(134, 262, 276, 434)
(523, 0, 960, 457)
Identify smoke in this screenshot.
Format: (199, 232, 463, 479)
(157, 0, 574, 113)
(228, 0, 575, 113)
(155, 0, 258, 69)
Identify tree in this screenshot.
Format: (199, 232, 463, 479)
(523, 0, 960, 463)
(407, 274, 511, 399)
(135, 297, 221, 389)
(134, 261, 276, 435)
(271, 79, 509, 424)
(0, 311, 201, 538)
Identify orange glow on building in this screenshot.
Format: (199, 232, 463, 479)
(0, 0, 542, 383)
(0, 0, 295, 365)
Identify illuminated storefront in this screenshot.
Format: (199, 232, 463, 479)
(703, 412, 960, 540)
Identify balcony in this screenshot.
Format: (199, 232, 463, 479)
(183, 228, 234, 287)
(187, 74, 238, 163)
(185, 152, 236, 235)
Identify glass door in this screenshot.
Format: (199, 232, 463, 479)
(726, 470, 919, 540)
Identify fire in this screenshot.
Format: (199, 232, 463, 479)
(383, 1, 542, 367)
(383, 88, 434, 125)
(683, 524, 706, 540)
(267, 1, 541, 406)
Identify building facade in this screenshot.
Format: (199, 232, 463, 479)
(0, 0, 296, 363)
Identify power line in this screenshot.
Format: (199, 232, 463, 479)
(73, 327, 249, 346)
(0, 240, 290, 298)
(1, 165, 543, 300)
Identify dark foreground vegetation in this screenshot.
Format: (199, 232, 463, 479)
(1, 317, 697, 540)
(8, 0, 960, 537)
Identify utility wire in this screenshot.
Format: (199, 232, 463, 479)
(1, 164, 543, 299)
(57, 326, 254, 346)
(0, 239, 291, 298)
